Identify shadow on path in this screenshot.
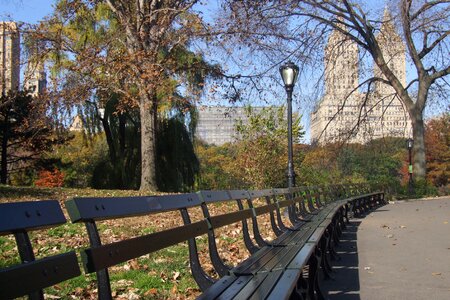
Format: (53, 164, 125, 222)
(321, 220, 362, 300)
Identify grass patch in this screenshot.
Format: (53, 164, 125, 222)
(111, 244, 198, 298)
(47, 223, 83, 238)
(0, 236, 19, 267)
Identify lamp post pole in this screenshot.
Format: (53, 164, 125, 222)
(280, 61, 299, 189)
(407, 138, 414, 195)
(286, 86, 295, 188)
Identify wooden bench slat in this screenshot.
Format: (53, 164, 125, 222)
(210, 209, 253, 228)
(197, 275, 238, 300)
(272, 188, 290, 194)
(266, 269, 301, 300)
(248, 270, 284, 300)
(276, 199, 293, 209)
(287, 243, 316, 270)
(198, 190, 231, 203)
(254, 203, 277, 216)
(308, 224, 329, 243)
(0, 200, 66, 235)
(0, 252, 81, 299)
(262, 245, 301, 271)
(229, 246, 270, 274)
(232, 272, 269, 299)
(82, 220, 209, 272)
(272, 225, 315, 246)
(215, 275, 253, 300)
(249, 189, 274, 197)
(235, 247, 285, 275)
(245, 237, 315, 274)
(227, 190, 250, 199)
(66, 193, 201, 222)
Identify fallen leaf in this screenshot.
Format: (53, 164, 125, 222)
(144, 288, 158, 296)
(432, 272, 442, 276)
(129, 259, 139, 270)
(171, 284, 178, 294)
(173, 271, 180, 281)
(74, 287, 83, 296)
(43, 295, 61, 299)
(160, 271, 168, 283)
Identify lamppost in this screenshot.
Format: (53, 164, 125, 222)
(407, 138, 414, 195)
(280, 61, 299, 188)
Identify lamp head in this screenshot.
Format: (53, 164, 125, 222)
(279, 61, 299, 90)
(407, 138, 414, 149)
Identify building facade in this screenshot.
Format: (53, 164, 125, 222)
(0, 22, 20, 95)
(311, 11, 412, 144)
(24, 61, 47, 97)
(196, 106, 268, 145)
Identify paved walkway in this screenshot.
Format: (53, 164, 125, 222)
(322, 197, 450, 300)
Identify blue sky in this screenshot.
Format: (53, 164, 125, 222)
(0, 0, 54, 23)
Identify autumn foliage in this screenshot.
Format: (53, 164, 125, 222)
(425, 115, 449, 187)
(34, 169, 65, 188)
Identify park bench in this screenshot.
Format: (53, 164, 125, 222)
(0, 184, 385, 299)
(0, 200, 81, 299)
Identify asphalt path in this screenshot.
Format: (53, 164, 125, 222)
(322, 197, 450, 300)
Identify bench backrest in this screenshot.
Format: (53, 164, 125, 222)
(0, 200, 81, 299)
(63, 185, 381, 299)
(65, 193, 212, 297)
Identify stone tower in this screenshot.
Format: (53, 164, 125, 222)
(372, 9, 411, 138)
(311, 23, 362, 143)
(324, 24, 359, 97)
(374, 9, 406, 94)
(0, 22, 20, 95)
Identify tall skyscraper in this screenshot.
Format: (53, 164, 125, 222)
(311, 11, 412, 144)
(0, 22, 20, 95)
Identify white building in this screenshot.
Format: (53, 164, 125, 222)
(196, 106, 269, 145)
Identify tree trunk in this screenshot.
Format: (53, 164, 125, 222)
(101, 114, 116, 163)
(139, 92, 158, 191)
(1, 115, 8, 184)
(411, 114, 426, 180)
